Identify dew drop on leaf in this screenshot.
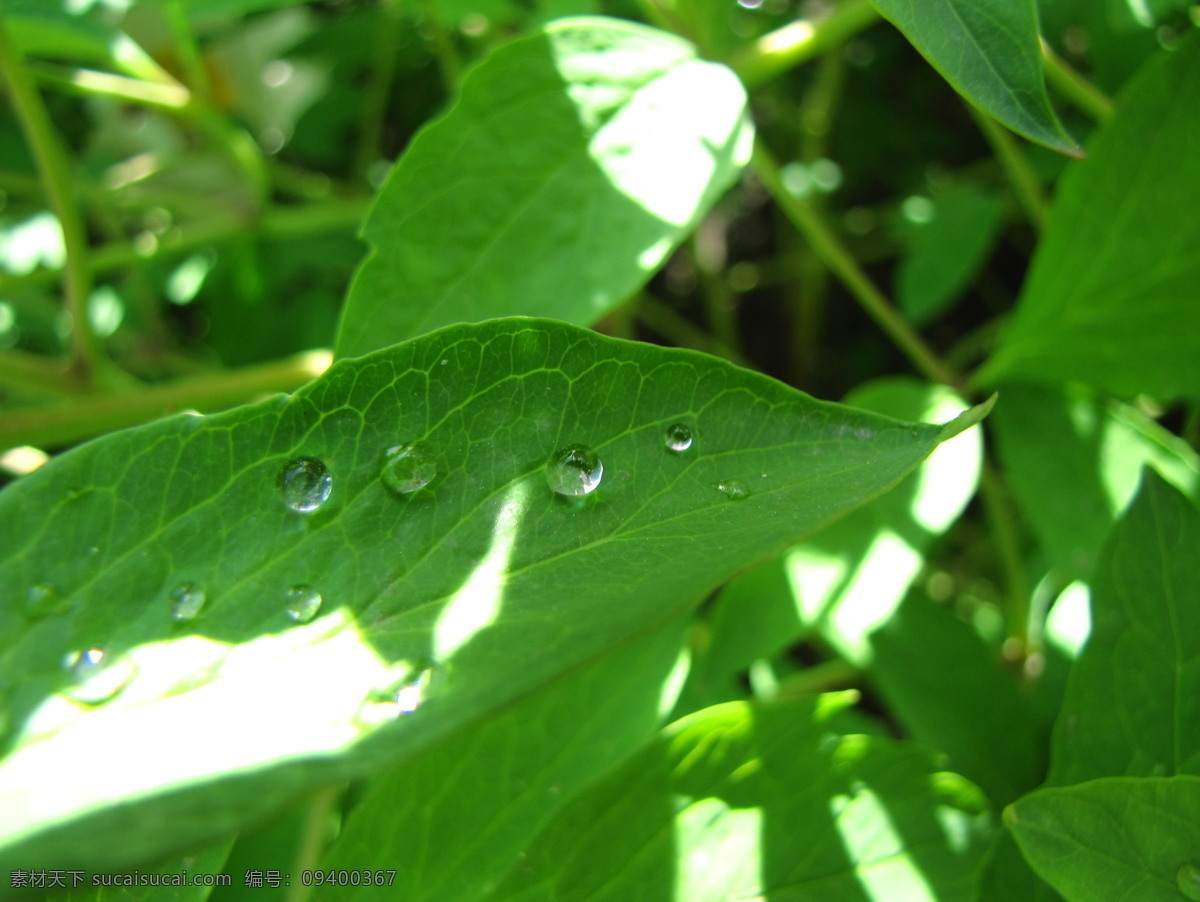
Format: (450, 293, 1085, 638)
(64, 648, 136, 705)
(546, 444, 603, 496)
(170, 583, 206, 622)
(1179, 864, 1200, 901)
(717, 480, 750, 501)
(664, 423, 694, 452)
(25, 583, 68, 619)
(380, 444, 437, 495)
(285, 584, 322, 623)
(278, 457, 333, 513)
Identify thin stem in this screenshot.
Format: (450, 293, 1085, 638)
(164, 0, 214, 108)
(27, 63, 190, 110)
(636, 295, 749, 367)
(414, 0, 461, 95)
(0, 14, 103, 385)
(0, 349, 82, 398)
(355, 1, 405, 180)
(728, 0, 878, 88)
(753, 140, 963, 390)
(967, 105, 1048, 231)
(979, 457, 1030, 652)
(0, 198, 368, 293)
(1040, 38, 1114, 123)
(0, 350, 332, 451)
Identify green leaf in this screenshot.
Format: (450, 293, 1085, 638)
(977, 35, 1200, 400)
(896, 188, 1004, 326)
(0, 319, 985, 871)
(1049, 470, 1200, 784)
(871, 596, 1044, 807)
(313, 615, 690, 902)
(991, 384, 1200, 579)
(868, 0, 1079, 155)
(1007, 776, 1200, 902)
(485, 697, 992, 901)
(335, 17, 752, 359)
(674, 379, 984, 715)
(3, 0, 174, 83)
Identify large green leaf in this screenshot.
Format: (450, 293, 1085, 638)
(868, 0, 1079, 154)
(991, 384, 1200, 579)
(1007, 776, 1200, 902)
(313, 615, 690, 902)
(871, 596, 1044, 808)
(977, 35, 1200, 400)
(1049, 471, 1200, 784)
(334, 17, 752, 359)
(485, 697, 993, 901)
(0, 318, 989, 872)
(677, 378, 983, 704)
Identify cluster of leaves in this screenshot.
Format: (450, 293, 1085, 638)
(0, 1, 1198, 900)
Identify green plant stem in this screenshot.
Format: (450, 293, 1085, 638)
(636, 294, 749, 367)
(753, 140, 963, 390)
(0, 15, 103, 386)
(967, 105, 1048, 231)
(415, 0, 461, 95)
(26, 62, 190, 109)
(979, 457, 1030, 652)
(776, 659, 862, 698)
(0, 349, 82, 398)
(164, 0, 214, 108)
(729, 0, 878, 88)
(356, 0, 406, 180)
(0, 350, 332, 451)
(1040, 38, 1115, 123)
(0, 198, 368, 294)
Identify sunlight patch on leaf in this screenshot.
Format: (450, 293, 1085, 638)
(434, 481, 528, 661)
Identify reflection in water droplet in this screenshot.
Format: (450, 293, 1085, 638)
(356, 666, 434, 727)
(25, 583, 68, 619)
(717, 480, 750, 501)
(664, 423, 694, 452)
(278, 457, 332, 513)
(380, 444, 436, 495)
(547, 445, 603, 496)
(64, 648, 136, 704)
(1179, 864, 1200, 901)
(170, 583, 206, 621)
(285, 584, 322, 623)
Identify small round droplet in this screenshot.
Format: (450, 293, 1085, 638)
(278, 457, 333, 513)
(664, 423, 694, 453)
(25, 583, 68, 619)
(717, 480, 750, 501)
(381, 444, 436, 495)
(1179, 864, 1200, 901)
(547, 444, 603, 496)
(64, 648, 136, 705)
(170, 583, 206, 622)
(285, 584, 322, 623)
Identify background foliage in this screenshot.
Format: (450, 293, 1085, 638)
(0, 0, 1198, 900)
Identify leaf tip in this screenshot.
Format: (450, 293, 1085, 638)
(937, 392, 996, 443)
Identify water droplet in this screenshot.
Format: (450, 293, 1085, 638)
(380, 444, 436, 495)
(169, 583, 206, 622)
(278, 457, 332, 512)
(285, 584, 322, 623)
(25, 583, 68, 619)
(664, 423, 694, 452)
(717, 480, 750, 501)
(395, 667, 432, 713)
(1179, 864, 1200, 901)
(64, 648, 136, 705)
(546, 444, 603, 496)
